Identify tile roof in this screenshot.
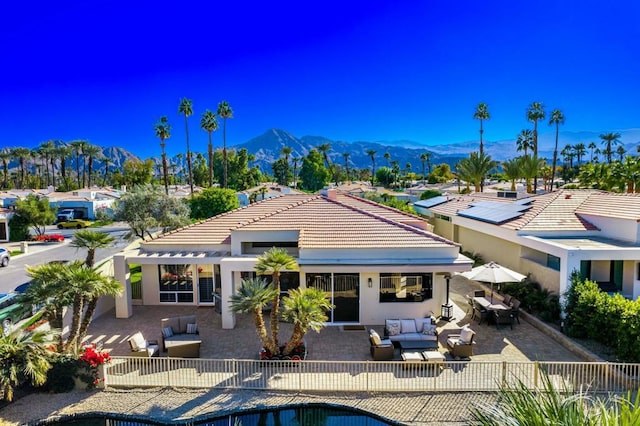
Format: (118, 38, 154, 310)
(429, 190, 602, 232)
(144, 193, 457, 249)
(576, 192, 640, 221)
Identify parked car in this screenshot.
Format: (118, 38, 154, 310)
(57, 219, 93, 229)
(0, 247, 9, 267)
(56, 209, 76, 222)
(0, 292, 33, 335)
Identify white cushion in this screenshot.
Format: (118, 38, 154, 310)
(186, 323, 198, 334)
(370, 330, 382, 346)
(400, 319, 417, 334)
(162, 326, 174, 338)
(130, 332, 146, 351)
(380, 338, 392, 346)
(459, 327, 474, 344)
(386, 320, 401, 336)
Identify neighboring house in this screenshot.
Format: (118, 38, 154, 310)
(427, 189, 640, 301)
(237, 183, 304, 207)
(114, 190, 473, 329)
(0, 208, 14, 242)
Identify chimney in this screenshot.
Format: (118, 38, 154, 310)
(326, 188, 337, 200)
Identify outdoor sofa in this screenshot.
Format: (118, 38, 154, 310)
(383, 317, 438, 347)
(161, 315, 200, 352)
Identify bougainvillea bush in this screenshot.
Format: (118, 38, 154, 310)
(76, 343, 111, 389)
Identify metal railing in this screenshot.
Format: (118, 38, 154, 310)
(104, 357, 640, 394)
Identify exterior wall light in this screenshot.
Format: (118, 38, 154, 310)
(368, 277, 373, 288)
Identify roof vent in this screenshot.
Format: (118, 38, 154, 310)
(565, 194, 572, 199)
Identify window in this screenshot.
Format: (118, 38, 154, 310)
(546, 254, 560, 271)
(379, 273, 433, 303)
(434, 214, 450, 222)
(158, 264, 193, 303)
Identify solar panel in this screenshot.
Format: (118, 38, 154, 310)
(469, 201, 531, 212)
(514, 198, 534, 205)
(458, 206, 524, 224)
(414, 196, 449, 209)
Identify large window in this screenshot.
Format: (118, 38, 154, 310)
(158, 264, 193, 303)
(379, 273, 433, 303)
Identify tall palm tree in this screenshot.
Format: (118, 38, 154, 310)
(200, 109, 219, 187)
(588, 141, 597, 162)
(616, 145, 627, 161)
(516, 130, 534, 158)
(366, 149, 377, 185)
(154, 116, 171, 194)
(178, 98, 194, 195)
(561, 145, 576, 169)
(11, 147, 30, 189)
(216, 101, 233, 189)
(281, 146, 293, 185)
(102, 156, 113, 186)
(84, 144, 101, 188)
(38, 140, 55, 187)
(254, 247, 299, 356)
(292, 157, 299, 188)
(420, 153, 428, 184)
(0, 329, 53, 401)
(574, 143, 586, 165)
(316, 143, 333, 183)
(384, 151, 390, 167)
(548, 109, 565, 191)
(473, 102, 490, 155)
(526, 102, 545, 192)
(0, 148, 10, 189)
(281, 287, 332, 355)
(229, 278, 278, 353)
(342, 152, 350, 183)
(69, 140, 84, 188)
(502, 158, 523, 191)
(600, 132, 621, 164)
(54, 145, 71, 187)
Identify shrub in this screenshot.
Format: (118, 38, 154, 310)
(419, 189, 442, 200)
(40, 354, 78, 393)
(501, 276, 561, 323)
(460, 250, 484, 267)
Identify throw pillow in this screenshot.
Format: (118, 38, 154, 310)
(422, 325, 437, 336)
(129, 332, 146, 351)
(459, 327, 474, 344)
(162, 326, 174, 338)
(386, 320, 401, 336)
(186, 323, 198, 334)
(370, 330, 382, 346)
(400, 319, 417, 334)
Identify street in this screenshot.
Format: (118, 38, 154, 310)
(0, 224, 132, 294)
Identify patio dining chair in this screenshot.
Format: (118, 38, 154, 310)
(510, 299, 521, 324)
(494, 309, 514, 330)
(502, 294, 513, 305)
(473, 300, 489, 325)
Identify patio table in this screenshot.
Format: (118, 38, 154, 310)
(398, 340, 438, 353)
(473, 296, 510, 311)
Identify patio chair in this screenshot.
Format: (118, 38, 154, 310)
(473, 300, 490, 325)
(369, 329, 394, 361)
(127, 332, 159, 358)
(494, 309, 514, 330)
(466, 295, 475, 318)
(446, 327, 476, 358)
(510, 299, 521, 324)
(502, 294, 513, 305)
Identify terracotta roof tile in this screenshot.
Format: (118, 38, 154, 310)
(576, 192, 640, 221)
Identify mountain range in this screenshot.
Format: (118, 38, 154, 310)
(7, 128, 640, 177)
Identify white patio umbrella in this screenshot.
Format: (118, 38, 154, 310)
(460, 261, 526, 301)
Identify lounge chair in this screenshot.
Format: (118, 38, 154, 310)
(446, 327, 476, 358)
(128, 332, 159, 358)
(369, 329, 394, 360)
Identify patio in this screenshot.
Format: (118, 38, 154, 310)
(84, 275, 584, 363)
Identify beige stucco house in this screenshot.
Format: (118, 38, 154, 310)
(113, 190, 473, 329)
(426, 189, 640, 301)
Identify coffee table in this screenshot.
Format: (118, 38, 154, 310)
(398, 340, 438, 353)
(165, 339, 202, 358)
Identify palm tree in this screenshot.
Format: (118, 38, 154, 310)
(102, 156, 113, 186)
(384, 151, 390, 167)
(616, 145, 627, 162)
(254, 247, 299, 355)
(548, 109, 565, 191)
(216, 101, 233, 188)
(588, 141, 597, 162)
(516, 130, 534, 158)
(54, 145, 71, 187)
(229, 278, 278, 353)
(561, 145, 576, 169)
(0, 148, 10, 189)
(281, 287, 332, 355)
(71, 229, 115, 268)
(520, 155, 545, 193)
(420, 153, 428, 184)
(473, 102, 490, 155)
(154, 116, 171, 194)
(455, 152, 497, 192)
(0, 329, 53, 401)
(38, 140, 55, 187)
(11, 147, 30, 189)
(178, 98, 194, 195)
(316, 143, 333, 183)
(366, 149, 377, 185)
(342, 152, 350, 183)
(502, 158, 523, 191)
(84, 144, 101, 188)
(69, 140, 84, 188)
(600, 132, 621, 164)
(574, 143, 586, 165)
(526, 102, 545, 192)
(200, 109, 219, 187)
(281, 146, 293, 184)
(292, 157, 300, 188)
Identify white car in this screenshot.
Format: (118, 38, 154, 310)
(0, 247, 9, 267)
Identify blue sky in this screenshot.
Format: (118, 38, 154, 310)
(1, 1, 639, 158)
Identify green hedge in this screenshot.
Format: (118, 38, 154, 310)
(564, 272, 640, 362)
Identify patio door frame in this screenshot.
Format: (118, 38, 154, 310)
(306, 272, 360, 324)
